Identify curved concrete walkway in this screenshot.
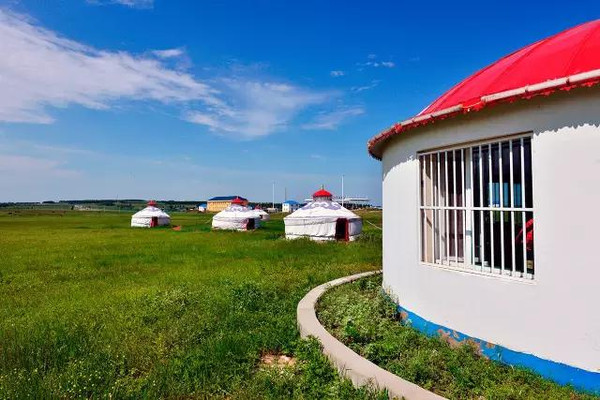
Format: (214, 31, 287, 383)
(297, 270, 446, 400)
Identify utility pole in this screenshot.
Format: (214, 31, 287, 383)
(272, 181, 275, 209)
(341, 175, 345, 207)
(284, 187, 287, 202)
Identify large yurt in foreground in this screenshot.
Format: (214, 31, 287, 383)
(212, 197, 261, 231)
(284, 188, 362, 241)
(369, 20, 600, 392)
(130, 200, 170, 228)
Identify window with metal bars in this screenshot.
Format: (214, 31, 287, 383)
(419, 136, 534, 279)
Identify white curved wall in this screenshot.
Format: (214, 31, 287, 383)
(381, 88, 600, 373)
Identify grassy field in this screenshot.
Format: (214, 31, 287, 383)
(317, 275, 599, 400)
(0, 209, 384, 399)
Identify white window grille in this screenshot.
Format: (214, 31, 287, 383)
(419, 135, 534, 279)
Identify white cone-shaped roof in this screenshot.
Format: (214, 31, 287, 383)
(131, 201, 170, 228)
(284, 200, 360, 222)
(132, 206, 170, 219)
(284, 188, 362, 241)
(212, 201, 261, 230)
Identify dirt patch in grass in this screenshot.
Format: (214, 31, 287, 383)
(227, 338, 387, 399)
(260, 353, 297, 369)
(316, 275, 599, 400)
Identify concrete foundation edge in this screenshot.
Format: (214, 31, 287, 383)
(297, 270, 446, 400)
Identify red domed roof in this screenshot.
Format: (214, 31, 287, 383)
(313, 188, 333, 198)
(231, 197, 245, 205)
(369, 19, 600, 159)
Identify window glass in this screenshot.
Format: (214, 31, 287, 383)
(418, 136, 534, 279)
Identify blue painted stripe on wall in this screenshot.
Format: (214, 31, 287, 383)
(396, 304, 600, 394)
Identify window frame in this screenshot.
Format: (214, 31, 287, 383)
(417, 132, 535, 282)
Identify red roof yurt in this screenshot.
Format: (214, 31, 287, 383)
(212, 197, 261, 231)
(131, 200, 170, 228)
(369, 20, 600, 393)
(284, 187, 362, 241)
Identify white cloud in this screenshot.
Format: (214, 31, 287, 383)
(151, 47, 193, 70)
(185, 79, 333, 138)
(358, 54, 395, 69)
(330, 70, 345, 77)
(351, 80, 379, 93)
(302, 106, 364, 131)
(151, 48, 185, 59)
(0, 10, 337, 139)
(0, 10, 220, 124)
(115, 0, 153, 7)
(361, 61, 395, 68)
(87, 0, 154, 9)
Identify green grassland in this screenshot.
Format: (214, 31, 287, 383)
(317, 275, 599, 400)
(0, 210, 383, 399)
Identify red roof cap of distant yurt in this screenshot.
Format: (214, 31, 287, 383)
(231, 197, 245, 205)
(313, 188, 333, 199)
(368, 19, 600, 159)
(147, 200, 157, 207)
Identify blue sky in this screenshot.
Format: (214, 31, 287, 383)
(0, 1, 598, 204)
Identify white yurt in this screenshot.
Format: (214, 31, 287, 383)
(131, 200, 170, 228)
(212, 197, 261, 231)
(253, 205, 270, 221)
(284, 188, 362, 241)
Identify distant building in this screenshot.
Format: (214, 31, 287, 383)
(282, 200, 300, 213)
(207, 196, 248, 212)
(197, 203, 207, 213)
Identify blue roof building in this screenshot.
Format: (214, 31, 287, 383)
(282, 199, 301, 213)
(208, 195, 248, 201)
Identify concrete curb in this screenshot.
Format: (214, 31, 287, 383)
(297, 270, 446, 400)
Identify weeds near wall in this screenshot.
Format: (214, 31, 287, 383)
(317, 275, 599, 400)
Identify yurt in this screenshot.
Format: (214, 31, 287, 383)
(130, 200, 170, 228)
(368, 20, 600, 392)
(284, 188, 362, 241)
(212, 197, 261, 231)
(253, 205, 270, 221)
